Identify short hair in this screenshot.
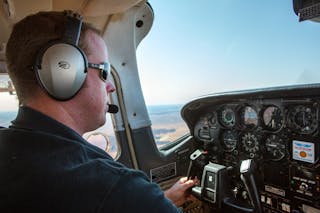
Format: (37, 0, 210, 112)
(6, 11, 101, 103)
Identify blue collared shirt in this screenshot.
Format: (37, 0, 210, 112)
(0, 106, 180, 213)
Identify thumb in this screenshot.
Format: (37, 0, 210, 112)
(182, 179, 196, 189)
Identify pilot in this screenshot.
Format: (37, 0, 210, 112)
(0, 11, 195, 212)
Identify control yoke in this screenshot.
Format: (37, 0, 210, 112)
(240, 159, 263, 213)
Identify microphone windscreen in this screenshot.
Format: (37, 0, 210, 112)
(107, 104, 119, 114)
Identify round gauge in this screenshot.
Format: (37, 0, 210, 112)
(265, 134, 286, 161)
(221, 130, 238, 152)
(194, 112, 218, 142)
(262, 105, 283, 131)
(288, 105, 318, 134)
(240, 106, 258, 129)
(241, 132, 259, 153)
(220, 107, 236, 128)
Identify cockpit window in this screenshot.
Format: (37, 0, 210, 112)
(137, 0, 320, 148)
(147, 105, 189, 148)
(0, 75, 18, 127)
(83, 114, 119, 159)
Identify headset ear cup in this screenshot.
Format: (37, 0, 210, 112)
(35, 43, 87, 100)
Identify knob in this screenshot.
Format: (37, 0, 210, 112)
(242, 190, 248, 200)
(299, 182, 308, 191)
(232, 187, 238, 198)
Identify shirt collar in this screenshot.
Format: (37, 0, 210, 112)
(11, 106, 85, 142)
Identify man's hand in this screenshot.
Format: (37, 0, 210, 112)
(164, 177, 197, 207)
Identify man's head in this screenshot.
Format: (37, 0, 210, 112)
(6, 11, 97, 102)
(6, 11, 115, 133)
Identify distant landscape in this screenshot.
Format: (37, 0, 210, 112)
(147, 105, 189, 147)
(0, 104, 189, 157)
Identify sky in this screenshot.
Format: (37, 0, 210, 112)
(137, 0, 320, 105)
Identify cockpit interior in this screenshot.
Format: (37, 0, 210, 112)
(182, 84, 320, 212)
(1, 0, 320, 212)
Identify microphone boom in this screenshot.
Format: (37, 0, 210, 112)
(107, 104, 119, 113)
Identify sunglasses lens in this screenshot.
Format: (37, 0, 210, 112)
(88, 62, 110, 82)
(101, 70, 107, 81)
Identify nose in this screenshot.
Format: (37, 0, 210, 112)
(106, 81, 116, 93)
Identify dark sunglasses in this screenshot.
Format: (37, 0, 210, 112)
(88, 62, 111, 82)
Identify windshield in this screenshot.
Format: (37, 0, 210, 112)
(137, 0, 320, 105)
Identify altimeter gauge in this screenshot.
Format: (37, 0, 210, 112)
(262, 105, 283, 131)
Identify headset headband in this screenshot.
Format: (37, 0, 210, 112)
(63, 10, 82, 45)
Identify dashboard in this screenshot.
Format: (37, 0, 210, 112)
(181, 85, 320, 213)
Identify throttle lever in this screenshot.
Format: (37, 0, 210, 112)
(240, 159, 263, 213)
(187, 149, 208, 180)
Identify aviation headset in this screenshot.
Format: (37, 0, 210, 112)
(33, 11, 88, 100)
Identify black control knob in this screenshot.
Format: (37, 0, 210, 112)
(299, 182, 309, 191)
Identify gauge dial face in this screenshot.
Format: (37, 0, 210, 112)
(241, 132, 259, 153)
(262, 105, 283, 131)
(221, 130, 238, 152)
(240, 106, 258, 128)
(265, 134, 286, 161)
(194, 112, 218, 142)
(220, 107, 236, 128)
(289, 105, 318, 134)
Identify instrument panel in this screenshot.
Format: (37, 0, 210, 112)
(181, 86, 320, 213)
(194, 101, 319, 163)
